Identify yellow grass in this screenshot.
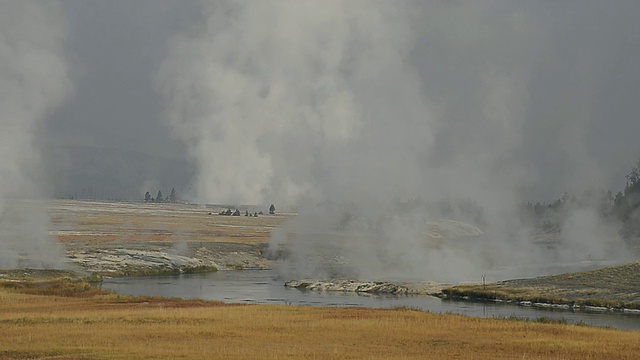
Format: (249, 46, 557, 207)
(1, 285, 640, 359)
(50, 200, 290, 245)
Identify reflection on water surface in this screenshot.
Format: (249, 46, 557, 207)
(101, 270, 640, 331)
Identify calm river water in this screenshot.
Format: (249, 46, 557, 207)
(101, 270, 640, 331)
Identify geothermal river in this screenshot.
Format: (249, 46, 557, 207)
(101, 269, 640, 331)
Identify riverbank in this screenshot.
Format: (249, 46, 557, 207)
(441, 261, 640, 313)
(2, 278, 640, 359)
(282, 260, 640, 316)
(66, 241, 266, 276)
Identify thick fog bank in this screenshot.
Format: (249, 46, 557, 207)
(159, 1, 639, 282)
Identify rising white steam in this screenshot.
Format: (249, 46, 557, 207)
(160, 1, 633, 282)
(159, 0, 432, 206)
(0, 1, 72, 268)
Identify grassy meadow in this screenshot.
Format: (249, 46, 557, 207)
(1, 280, 640, 359)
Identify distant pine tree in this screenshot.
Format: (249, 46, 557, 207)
(615, 158, 640, 244)
(156, 190, 163, 203)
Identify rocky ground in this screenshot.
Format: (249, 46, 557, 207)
(66, 242, 269, 276)
(284, 279, 445, 296)
(47, 200, 288, 276)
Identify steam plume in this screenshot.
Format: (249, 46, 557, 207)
(0, 1, 72, 268)
(160, 1, 635, 282)
(159, 0, 432, 206)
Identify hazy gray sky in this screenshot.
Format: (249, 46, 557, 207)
(4, 0, 639, 204)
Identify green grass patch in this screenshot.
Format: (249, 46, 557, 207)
(444, 285, 569, 304)
(0, 278, 106, 298)
(443, 284, 640, 311)
(103, 264, 218, 277)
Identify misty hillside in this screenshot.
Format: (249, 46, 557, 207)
(44, 145, 194, 200)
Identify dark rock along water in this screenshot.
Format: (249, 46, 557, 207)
(100, 269, 640, 331)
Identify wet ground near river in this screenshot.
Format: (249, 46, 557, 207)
(101, 269, 640, 331)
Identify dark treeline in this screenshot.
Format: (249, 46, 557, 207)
(395, 158, 640, 247)
(519, 189, 612, 232)
(144, 187, 179, 203)
(520, 159, 640, 245)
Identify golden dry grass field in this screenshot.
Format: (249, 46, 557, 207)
(2, 282, 640, 360)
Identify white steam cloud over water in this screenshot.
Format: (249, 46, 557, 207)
(0, 1, 71, 268)
(160, 1, 634, 282)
